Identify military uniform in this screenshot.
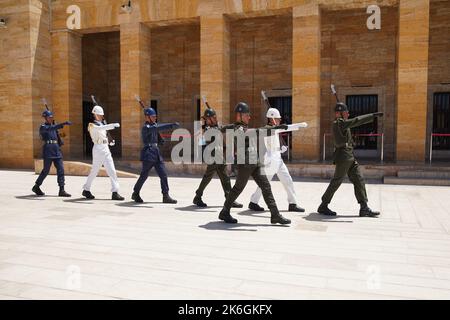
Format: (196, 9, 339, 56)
(33, 119, 71, 196)
(219, 102, 291, 225)
(132, 118, 179, 203)
(318, 102, 382, 217)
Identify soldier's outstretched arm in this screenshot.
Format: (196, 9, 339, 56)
(275, 122, 308, 133)
(220, 124, 236, 132)
(156, 122, 180, 131)
(89, 122, 120, 131)
(342, 113, 382, 130)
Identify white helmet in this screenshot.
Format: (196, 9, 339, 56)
(266, 108, 281, 119)
(92, 105, 104, 115)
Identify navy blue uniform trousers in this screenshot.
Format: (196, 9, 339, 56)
(133, 160, 169, 194)
(35, 158, 65, 187)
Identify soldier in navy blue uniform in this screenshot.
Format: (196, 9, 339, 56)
(32, 110, 72, 197)
(131, 107, 180, 204)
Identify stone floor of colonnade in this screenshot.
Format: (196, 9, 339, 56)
(0, 169, 449, 300)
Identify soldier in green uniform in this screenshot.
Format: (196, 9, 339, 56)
(218, 102, 291, 225)
(318, 102, 383, 217)
(193, 107, 243, 208)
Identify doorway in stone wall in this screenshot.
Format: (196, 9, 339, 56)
(431, 92, 450, 160)
(268, 96, 292, 161)
(81, 31, 121, 158)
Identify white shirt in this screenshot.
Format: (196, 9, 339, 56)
(88, 121, 117, 145)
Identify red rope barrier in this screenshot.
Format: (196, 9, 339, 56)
(432, 133, 450, 137)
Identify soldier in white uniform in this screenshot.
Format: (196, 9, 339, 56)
(248, 108, 307, 213)
(82, 105, 124, 200)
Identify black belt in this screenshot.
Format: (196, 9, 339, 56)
(45, 140, 58, 144)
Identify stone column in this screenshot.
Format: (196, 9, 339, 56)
(292, 3, 321, 161)
(200, 15, 230, 124)
(52, 30, 83, 158)
(396, 0, 430, 162)
(120, 22, 151, 159)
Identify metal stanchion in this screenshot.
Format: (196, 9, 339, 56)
(430, 133, 433, 163)
(381, 133, 384, 162)
(323, 133, 326, 162)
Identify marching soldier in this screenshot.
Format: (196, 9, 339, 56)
(131, 107, 179, 204)
(193, 107, 243, 208)
(248, 108, 306, 213)
(218, 102, 291, 225)
(32, 110, 72, 197)
(318, 102, 383, 217)
(82, 105, 124, 200)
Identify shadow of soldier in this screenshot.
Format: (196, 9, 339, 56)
(303, 212, 356, 223)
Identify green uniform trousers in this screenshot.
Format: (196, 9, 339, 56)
(195, 164, 232, 198)
(224, 164, 277, 211)
(321, 159, 368, 205)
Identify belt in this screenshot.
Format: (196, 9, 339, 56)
(148, 143, 158, 147)
(45, 140, 58, 144)
(95, 139, 108, 145)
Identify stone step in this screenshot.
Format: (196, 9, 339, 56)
(383, 176, 450, 186)
(34, 160, 138, 178)
(398, 170, 450, 179)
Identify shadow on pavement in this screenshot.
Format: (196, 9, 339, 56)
(236, 209, 269, 219)
(15, 194, 57, 200)
(115, 201, 153, 209)
(199, 221, 289, 232)
(303, 212, 357, 223)
(175, 205, 222, 213)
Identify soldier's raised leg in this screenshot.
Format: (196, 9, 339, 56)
(216, 164, 243, 208)
(318, 160, 353, 216)
(132, 161, 153, 203)
(33, 158, 53, 196)
(219, 166, 253, 223)
(193, 164, 216, 207)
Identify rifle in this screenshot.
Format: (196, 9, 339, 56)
(42, 98, 64, 146)
(202, 95, 212, 110)
(261, 90, 271, 110)
(330, 84, 340, 103)
(91, 95, 115, 146)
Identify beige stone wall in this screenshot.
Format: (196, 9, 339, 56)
(230, 14, 292, 127)
(428, 0, 450, 86)
(320, 6, 398, 161)
(0, 0, 47, 168)
(151, 23, 200, 130)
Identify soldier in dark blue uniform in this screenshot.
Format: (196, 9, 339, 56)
(32, 110, 72, 197)
(132, 107, 180, 203)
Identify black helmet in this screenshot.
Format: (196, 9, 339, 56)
(234, 102, 250, 114)
(335, 102, 348, 112)
(203, 108, 216, 118)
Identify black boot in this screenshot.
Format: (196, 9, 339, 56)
(112, 192, 125, 201)
(82, 190, 95, 199)
(193, 195, 207, 207)
(58, 187, 71, 197)
(231, 201, 243, 208)
(32, 184, 45, 196)
(317, 203, 336, 216)
(163, 193, 177, 204)
(288, 204, 305, 212)
(219, 208, 238, 224)
(132, 192, 143, 203)
(359, 204, 380, 217)
(270, 209, 291, 225)
(248, 202, 265, 211)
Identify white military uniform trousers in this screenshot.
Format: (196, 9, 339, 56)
(83, 144, 119, 192)
(250, 152, 298, 205)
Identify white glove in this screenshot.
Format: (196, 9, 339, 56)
(109, 140, 116, 147)
(113, 123, 120, 128)
(280, 146, 288, 154)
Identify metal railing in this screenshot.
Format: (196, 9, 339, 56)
(323, 133, 384, 162)
(429, 133, 450, 163)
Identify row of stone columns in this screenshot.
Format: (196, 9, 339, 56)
(50, 0, 431, 162)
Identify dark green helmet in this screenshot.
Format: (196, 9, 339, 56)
(234, 102, 250, 114)
(335, 102, 349, 112)
(203, 108, 216, 118)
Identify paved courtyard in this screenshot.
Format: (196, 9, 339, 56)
(0, 169, 450, 299)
